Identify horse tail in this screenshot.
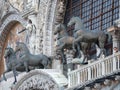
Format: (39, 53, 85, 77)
(47, 56, 53, 67)
(43, 55, 53, 68)
(105, 32, 112, 43)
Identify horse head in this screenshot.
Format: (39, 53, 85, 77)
(54, 23, 67, 35)
(15, 42, 30, 53)
(4, 48, 14, 58)
(67, 16, 85, 30)
(67, 16, 76, 27)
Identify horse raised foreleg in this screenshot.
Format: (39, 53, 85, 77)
(81, 55, 88, 64)
(97, 48, 106, 58)
(2, 69, 10, 81)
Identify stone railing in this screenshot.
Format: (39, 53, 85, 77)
(68, 52, 120, 88)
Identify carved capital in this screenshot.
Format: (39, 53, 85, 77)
(107, 26, 120, 36)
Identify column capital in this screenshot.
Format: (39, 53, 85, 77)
(107, 26, 120, 51)
(107, 26, 120, 36)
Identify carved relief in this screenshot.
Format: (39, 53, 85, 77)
(0, 0, 10, 20)
(14, 70, 59, 90)
(55, 1, 65, 24)
(17, 75, 58, 90)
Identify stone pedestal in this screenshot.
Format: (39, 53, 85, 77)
(107, 26, 120, 52)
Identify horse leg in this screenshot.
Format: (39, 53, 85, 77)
(58, 43, 66, 64)
(72, 41, 77, 52)
(61, 49, 66, 64)
(2, 69, 10, 81)
(24, 62, 29, 72)
(97, 41, 106, 58)
(15, 63, 22, 76)
(76, 43, 81, 58)
(80, 43, 90, 64)
(12, 68, 17, 84)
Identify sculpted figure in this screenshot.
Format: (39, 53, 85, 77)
(18, 19, 36, 45)
(67, 16, 111, 62)
(15, 42, 52, 72)
(56, 1, 65, 24)
(54, 23, 81, 64)
(3, 48, 25, 84)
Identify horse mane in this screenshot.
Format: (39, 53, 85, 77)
(72, 16, 85, 30)
(16, 42, 30, 53)
(60, 23, 68, 35)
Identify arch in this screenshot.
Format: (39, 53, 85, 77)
(14, 70, 67, 90)
(0, 13, 26, 76)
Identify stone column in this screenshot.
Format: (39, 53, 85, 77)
(107, 26, 120, 52)
(64, 50, 74, 71)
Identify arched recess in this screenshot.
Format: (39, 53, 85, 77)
(0, 13, 26, 76)
(14, 70, 63, 90)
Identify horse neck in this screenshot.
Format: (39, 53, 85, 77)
(75, 19, 85, 30)
(21, 45, 30, 54)
(60, 29, 68, 36)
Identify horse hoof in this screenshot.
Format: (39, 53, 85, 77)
(13, 81, 16, 84)
(81, 62, 88, 65)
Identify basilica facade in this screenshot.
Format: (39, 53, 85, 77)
(0, 0, 120, 90)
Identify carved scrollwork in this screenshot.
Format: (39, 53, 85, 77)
(17, 75, 57, 90)
(14, 70, 59, 90)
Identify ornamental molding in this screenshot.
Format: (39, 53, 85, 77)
(0, 13, 26, 61)
(14, 70, 60, 90)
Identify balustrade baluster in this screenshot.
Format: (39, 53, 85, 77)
(118, 55, 120, 69)
(68, 74, 71, 87)
(80, 71, 82, 83)
(102, 61, 105, 75)
(77, 71, 80, 84)
(88, 67, 91, 80)
(113, 55, 116, 71)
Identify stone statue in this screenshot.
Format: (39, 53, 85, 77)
(54, 23, 81, 64)
(18, 19, 36, 45)
(3, 47, 25, 84)
(67, 16, 112, 62)
(15, 42, 52, 72)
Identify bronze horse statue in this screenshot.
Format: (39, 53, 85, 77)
(54, 23, 81, 64)
(3, 48, 24, 84)
(67, 16, 111, 59)
(15, 42, 52, 72)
